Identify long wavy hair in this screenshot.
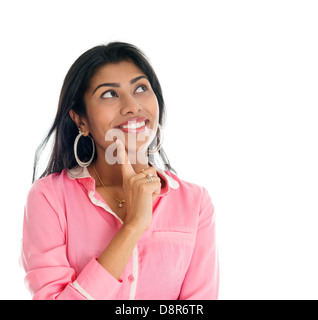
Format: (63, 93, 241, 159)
(32, 42, 176, 183)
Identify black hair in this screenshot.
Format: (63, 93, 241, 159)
(32, 41, 176, 183)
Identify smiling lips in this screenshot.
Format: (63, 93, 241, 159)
(116, 117, 149, 132)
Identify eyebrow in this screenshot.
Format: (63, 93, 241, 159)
(92, 75, 148, 96)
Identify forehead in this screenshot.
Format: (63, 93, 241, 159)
(90, 60, 145, 85)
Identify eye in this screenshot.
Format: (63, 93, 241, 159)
(101, 90, 118, 98)
(135, 85, 148, 93)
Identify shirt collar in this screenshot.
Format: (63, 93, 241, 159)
(67, 163, 179, 197)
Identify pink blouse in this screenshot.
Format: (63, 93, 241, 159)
(21, 165, 219, 300)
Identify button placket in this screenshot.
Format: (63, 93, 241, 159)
(88, 191, 124, 224)
(128, 275, 135, 282)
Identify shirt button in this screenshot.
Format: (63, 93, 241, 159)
(128, 275, 135, 282)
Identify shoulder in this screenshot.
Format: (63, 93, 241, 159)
(165, 170, 209, 196)
(24, 171, 72, 234)
(29, 169, 68, 193)
(164, 170, 213, 209)
(26, 169, 71, 209)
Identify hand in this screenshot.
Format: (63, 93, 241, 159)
(116, 138, 161, 231)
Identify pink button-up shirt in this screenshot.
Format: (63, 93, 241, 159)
(21, 165, 219, 300)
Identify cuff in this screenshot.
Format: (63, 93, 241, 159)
(74, 257, 123, 300)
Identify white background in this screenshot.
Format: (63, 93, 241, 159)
(1, 0, 317, 300)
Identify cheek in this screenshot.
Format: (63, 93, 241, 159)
(86, 110, 115, 145)
(147, 95, 160, 122)
(153, 102, 160, 119)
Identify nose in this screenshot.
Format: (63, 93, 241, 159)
(120, 93, 141, 115)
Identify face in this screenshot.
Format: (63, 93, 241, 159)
(78, 60, 159, 162)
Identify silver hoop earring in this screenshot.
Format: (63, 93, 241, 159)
(74, 130, 95, 167)
(148, 123, 163, 154)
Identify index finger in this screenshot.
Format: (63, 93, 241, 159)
(116, 138, 136, 178)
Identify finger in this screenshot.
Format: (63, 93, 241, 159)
(141, 176, 161, 184)
(148, 180, 162, 195)
(139, 176, 162, 194)
(137, 167, 158, 179)
(116, 138, 136, 178)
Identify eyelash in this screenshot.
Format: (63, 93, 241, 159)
(100, 84, 148, 99)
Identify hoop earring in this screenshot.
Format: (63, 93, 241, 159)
(148, 123, 163, 154)
(74, 130, 95, 167)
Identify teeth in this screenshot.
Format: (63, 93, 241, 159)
(121, 121, 146, 129)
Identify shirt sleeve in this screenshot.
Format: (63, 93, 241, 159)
(178, 187, 219, 300)
(21, 179, 123, 300)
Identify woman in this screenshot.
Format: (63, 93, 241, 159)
(21, 42, 219, 300)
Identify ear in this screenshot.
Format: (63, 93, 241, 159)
(69, 109, 90, 136)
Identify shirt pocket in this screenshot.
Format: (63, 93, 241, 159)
(152, 228, 196, 265)
(150, 228, 196, 298)
(152, 228, 195, 244)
